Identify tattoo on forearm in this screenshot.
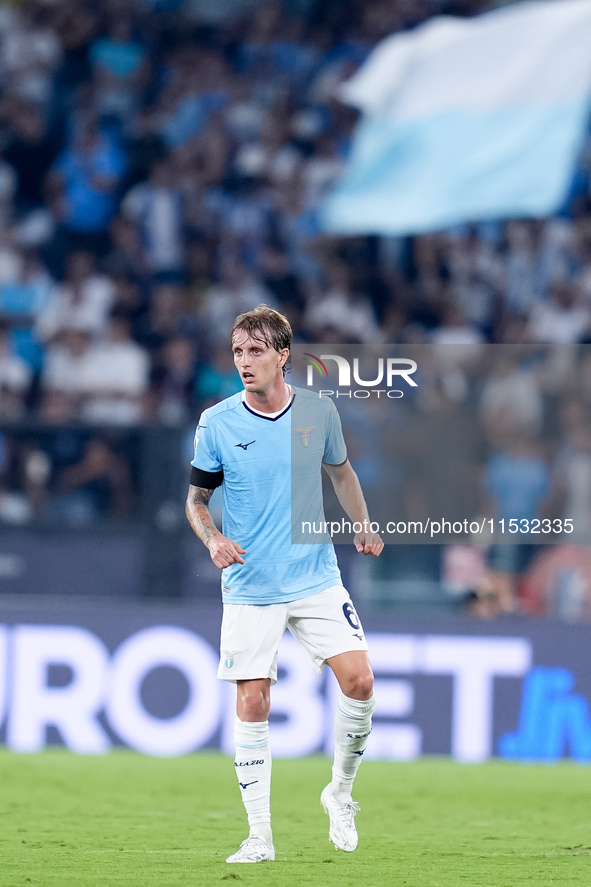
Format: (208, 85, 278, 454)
(186, 486, 217, 546)
(190, 487, 213, 507)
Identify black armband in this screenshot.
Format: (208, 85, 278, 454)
(190, 466, 224, 489)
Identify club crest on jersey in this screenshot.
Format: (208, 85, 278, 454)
(293, 425, 316, 448)
(222, 651, 237, 669)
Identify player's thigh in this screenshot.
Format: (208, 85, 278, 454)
(286, 585, 368, 674)
(218, 602, 288, 684)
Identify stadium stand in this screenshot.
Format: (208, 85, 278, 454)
(0, 0, 591, 616)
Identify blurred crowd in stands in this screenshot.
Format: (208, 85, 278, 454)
(0, 0, 591, 615)
(328, 342, 591, 619)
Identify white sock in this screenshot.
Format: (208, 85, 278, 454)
(331, 693, 376, 800)
(234, 718, 273, 844)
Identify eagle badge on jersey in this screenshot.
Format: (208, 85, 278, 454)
(293, 426, 316, 448)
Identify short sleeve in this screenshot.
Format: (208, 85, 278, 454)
(190, 414, 223, 487)
(322, 400, 347, 466)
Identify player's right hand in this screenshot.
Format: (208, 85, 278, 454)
(207, 533, 247, 568)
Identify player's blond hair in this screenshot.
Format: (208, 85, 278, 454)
(231, 305, 292, 374)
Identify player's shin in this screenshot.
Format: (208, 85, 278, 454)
(331, 693, 376, 800)
(234, 718, 273, 844)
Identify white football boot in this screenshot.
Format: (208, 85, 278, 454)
(320, 784, 360, 852)
(226, 835, 275, 863)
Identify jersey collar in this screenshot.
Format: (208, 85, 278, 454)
(241, 386, 294, 421)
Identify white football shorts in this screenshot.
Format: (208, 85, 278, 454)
(217, 584, 368, 683)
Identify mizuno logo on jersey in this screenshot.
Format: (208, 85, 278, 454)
(235, 440, 256, 450)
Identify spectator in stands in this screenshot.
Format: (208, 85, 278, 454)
(526, 279, 590, 344)
(0, 429, 32, 524)
(259, 242, 305, 329)
(232, 113, 301, 187)
(482, 435, 551, 613)
(200, 255, 272, 342)
(504, 220, 550, 314)
(0, 146, 16, 236)
(54, 434, 135, 521)
(43, 317, 149, 426)
(444, 230, 502, 337)
(50, 0, 99, 93)
(225, 75, 266, 145)
(30, 391, 135, 523)
(0, 323, 32, 420)
(47, 116, 126, 258)
(430, 301, 485, 347)
(0, 3, 62, 108)
(78, 316, 150, 425)
(302, 132, 345, 213)
(550, 422, 591, 543)
(478, 352, 544, 444)
(135, 282, 198, 353)
(108, 274, 146, 333)
(23, 389, 84, 516)
(306, 259, 382, 343)
(104, 216, 151, 283)
(185, 237, 215, 313)
(36, 250, 114, 344)
(150, 335, 198, 424)
(155, 47, 229, 150)
(121, 159, 185, 278)
(0, 247, 52, 371)
(42, 326, 96, 402)
(274, 176, 323, 283)
(3, 102, 58, 218)
(89, 11, 148, 124)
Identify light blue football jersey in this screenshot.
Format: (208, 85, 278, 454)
(191, 386, 346, 604)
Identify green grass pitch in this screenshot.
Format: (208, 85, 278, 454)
(1, 751, 590, 887)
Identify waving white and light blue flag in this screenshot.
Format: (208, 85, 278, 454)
(322, 0, 591, 235)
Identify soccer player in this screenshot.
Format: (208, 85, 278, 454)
(186, 305, 383, 863)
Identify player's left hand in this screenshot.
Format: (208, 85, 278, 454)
(354, 531, 384, 556)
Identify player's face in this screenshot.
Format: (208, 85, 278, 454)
(232, 332, 287, 395)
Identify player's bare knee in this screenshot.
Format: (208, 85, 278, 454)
(342, 670, 374, 701)
(237, 684, 271, 721)
(240, 699, 270, 721)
